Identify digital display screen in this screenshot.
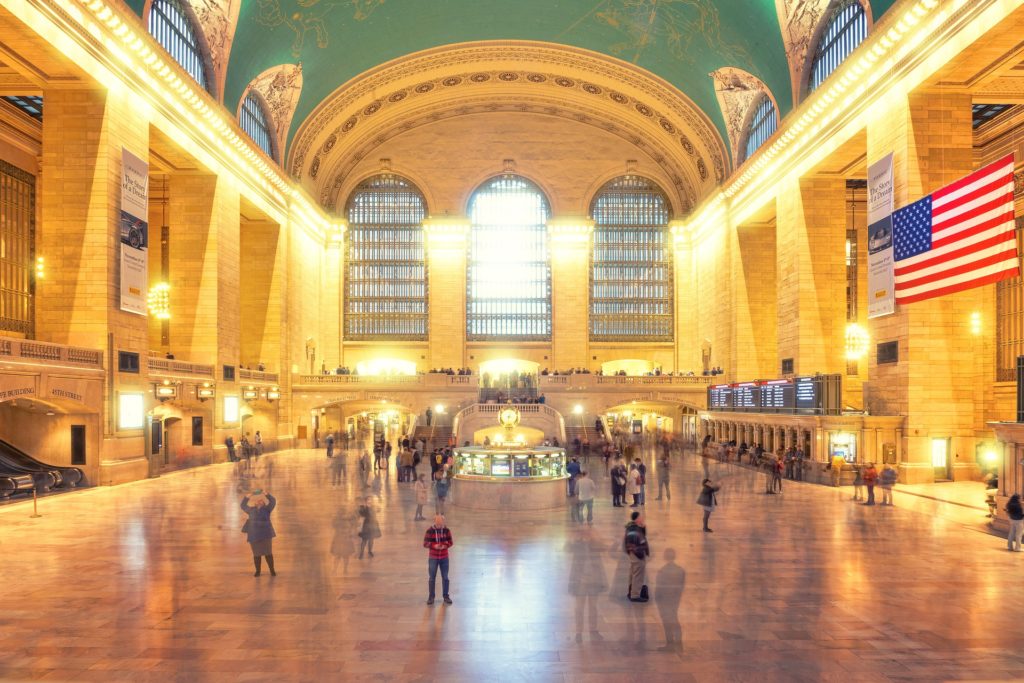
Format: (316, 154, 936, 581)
(760, 379, 793, 412)
(708, 384, 732, 409)
(491, 460, 510, 476)
(733, 382, 759, 411)
(795, 377, 818, 412)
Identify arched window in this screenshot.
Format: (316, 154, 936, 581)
(344, 175, 428, 340)
(743, 95, 777, 162)
(240, 92, 275, 160)
(467, 176, 551, 340)
(590, 176, 672, 341)
(148, 0, 211, 93)
(808, 0, 867, 94)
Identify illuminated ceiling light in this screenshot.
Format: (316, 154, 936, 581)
(844, 323, 870, 361)
(147, 282, 171, 320)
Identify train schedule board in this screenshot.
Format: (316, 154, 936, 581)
(795, 376, 820, 413)
(708, 384, 732, 409)
(732, 382, 759, 411)
(760, 379, 794, 412)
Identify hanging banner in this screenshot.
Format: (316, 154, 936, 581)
(867, 153, 895, 318)
(120, 148, 148, 315)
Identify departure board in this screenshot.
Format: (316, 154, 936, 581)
(708, 384, 732, 409)
(760, 379, 793, 411)
(706, 374, 841, 416)
(733, 382, 759, 411)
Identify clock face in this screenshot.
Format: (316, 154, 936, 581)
(499, 408, 520, 428)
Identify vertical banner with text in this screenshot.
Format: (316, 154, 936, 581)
(120, 148, 149, 315)
(867, 153, 895, 318)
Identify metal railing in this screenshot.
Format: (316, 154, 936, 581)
(238, 368, 280, 384)
(148, 357, 214, 377)
(0, 336, 103, 368)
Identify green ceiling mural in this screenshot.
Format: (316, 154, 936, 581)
(122, 0, 899, 154)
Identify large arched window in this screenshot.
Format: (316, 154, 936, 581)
(808, 0, 867, 94)
(743, 95, 777, 162)
(240, 92, 275, 160)
(467, 176, 551, 340)
(148, 0, 211, 93)
(344, 175, 428, 340)
(590, 176, 672, 341)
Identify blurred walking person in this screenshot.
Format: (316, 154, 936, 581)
(414, 473, 429, 521)
(611, 458, 628, 507)
(576, 471, 596, 524)
(656, 452, 670, 501)
(862, 463, 878, 505)
(330, 508, 355, 574)
(879, 464, 897, 505)
(1006, 493, 1024, 551)
(357, 496, 381, 559)
(240, 489, 277, 577)
(623, 511, 650, 602)
(697, 478, 720, 533)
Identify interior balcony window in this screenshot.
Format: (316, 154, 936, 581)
(808, 0, 867, 94)
(240, 92, 275, 161)
(148, 0, 211, 93)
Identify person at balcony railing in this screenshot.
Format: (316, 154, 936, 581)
(257, 362, 265, 372)
(165, 351, 175, 359)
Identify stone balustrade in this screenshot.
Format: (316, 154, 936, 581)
(0, 336, 103, 369)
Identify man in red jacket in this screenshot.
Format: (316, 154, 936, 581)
(424, 514, 454, 605)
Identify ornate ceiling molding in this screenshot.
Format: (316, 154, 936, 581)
(711, 68, 778, 168)
(241, 63, 303, 163)
(288, 41, 730, 214)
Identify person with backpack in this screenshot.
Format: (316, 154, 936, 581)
(697, 478, 720, 533)
(623, 511, 650, 602)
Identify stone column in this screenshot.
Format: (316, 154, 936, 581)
(733, 222, 778, 378)
(672, 222, 698, 372)
(424, 218, 468, 370)
(38, 86, 150, 484)
(775, 175, 847, 376)
(549, 219, 593, 370)
(865, 90, 980, 483)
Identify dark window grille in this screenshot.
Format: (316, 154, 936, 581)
(0, 160, 35, 337)
(972, 104, 1014, 130)
(467, 176, 551, 340)
(743, 96, 777, 162)
(2, 96, 42, 121)
(118, 351, 140, 373)
(344, 175, 428, 340)
(781, 358, 794, 375)
(996, 218, 1024, 381)
(876, 341, 899, 365)
(148, 0, 210, 93)
(589, 176, 672, 341)
(240, 92, 275, 160)
(808, 0, 867, 94)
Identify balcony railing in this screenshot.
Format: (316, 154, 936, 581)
(148, 357, 214, 378)
(295, 374, 479, 387)
(239, 368, 280, 384)
(0, 336, 103, 369)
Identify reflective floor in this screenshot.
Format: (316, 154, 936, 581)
(1, 447, 1022, 682)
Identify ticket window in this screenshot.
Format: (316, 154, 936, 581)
(829, 432, 857, 463)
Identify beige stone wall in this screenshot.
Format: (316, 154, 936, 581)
(733, 223, 778, 379)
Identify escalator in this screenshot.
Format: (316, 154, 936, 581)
(0, 438, 83, 499)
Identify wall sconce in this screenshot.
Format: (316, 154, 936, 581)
(35, 256, 44, 280)
(147, 282, 171, 319)
(267, 386, 280, 401)
(844, 323, 869, 360)
(154, 379, 177, 402)
(197, 382, 215, 402)
(242, 386, 258, 401)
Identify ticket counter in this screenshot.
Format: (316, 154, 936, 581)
(451, 446, 567, 510)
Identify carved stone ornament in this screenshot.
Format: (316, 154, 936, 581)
(187, 0, 241, 98)
(243, 63, 304, 161)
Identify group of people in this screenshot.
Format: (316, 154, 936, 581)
(225, 431, 264, 463)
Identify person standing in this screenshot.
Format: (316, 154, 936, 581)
(862, 463, 878, 506)
(357, 496, 380, 559)
(655, 453, 670, 501)
(330, 453, 345, 486)
(611, 458, 628, 507)
(566, 456, 581, 497)
(358, 450, 370, 488)
(852, 466, 864, 501)
(240, 489, 277, 577)
(414, 473, 430, 521)
(329, 508, 355, 574)
(623, 511, 650, 602)
(634, 457, 648, 506)
(879, 464, 898, 506)
(830, 452, 845, 487)
(576, 471, 596, 524)
(325, 432, 335, 459)
(424, 514, 453, 605)
(697, 478, 720, 533)
(254, 431, 263, 457)
(425, 406, 433, 426)
(225, 435, 236, 462)
(434, 470, 450, 514)
(1006, 493, 1024, 551)
(627, 463, 642, 508)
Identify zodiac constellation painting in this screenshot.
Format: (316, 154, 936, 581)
(563, 0, 757, 71)
(255, 0, 385, 57)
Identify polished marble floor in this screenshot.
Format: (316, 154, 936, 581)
(1, 446, 1023, 682)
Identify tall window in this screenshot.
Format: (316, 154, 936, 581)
(0, 160, 35, 337)
(148, 0, 210, 93)
(590, 176, 672, 341)
(808, 0, 867, 93)
(240, 92, 275, 160)
(467, 176, 551, 340)
(344, 175, 427, 340)
(743, 95, 777, 162)
(996, 218, 1024, 381)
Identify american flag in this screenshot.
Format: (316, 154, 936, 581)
(893, 153, 1018, 305)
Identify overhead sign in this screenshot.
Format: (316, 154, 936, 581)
(706, 375, 841, 415)
(120, 148, 148, 315)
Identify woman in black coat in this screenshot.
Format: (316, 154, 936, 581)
(610, 458, 628, 507)
(241, 489, 277, 576)
(696, 479, 721, 533)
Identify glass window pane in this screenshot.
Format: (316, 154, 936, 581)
(467, 176, 551, 340)
(590, 176, 672, 342)
(148, 0, 210, 93)
(808, 1, 867, 94)
(240, 93, 275, 160)
(0, 160, 35, 336)
(343, 175, 428, 341)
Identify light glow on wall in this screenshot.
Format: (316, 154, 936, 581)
(224, 395, 239, 424)
(118, 392, 145, 430)
(844, 323, 870, 360)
